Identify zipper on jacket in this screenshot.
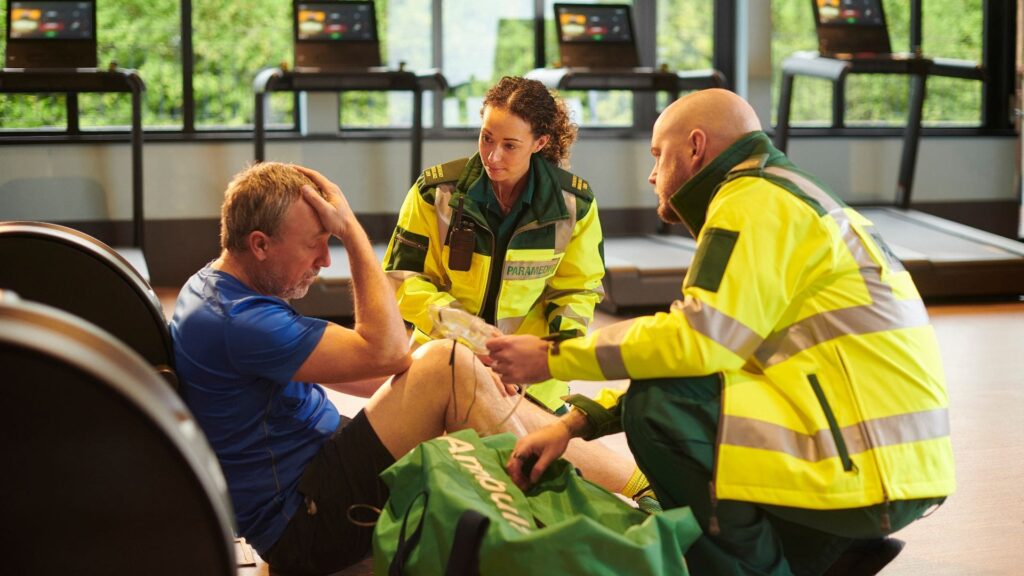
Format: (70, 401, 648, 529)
(477, 227, 497, 320)
(709, 372, 726, 536)
(881, 492, 892, 533)
(808, 374, 855, 472)
(834, 347, 891, 532)
(395, 234, 427, 252)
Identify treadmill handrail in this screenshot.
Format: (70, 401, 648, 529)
(0, 68, 147, 249)
(525, 66, 726, 92)
(252, 66, 446, 184)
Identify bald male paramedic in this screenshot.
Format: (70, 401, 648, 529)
(488, 89, 955, 576)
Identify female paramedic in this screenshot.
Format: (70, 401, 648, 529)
(382, 75, 606, 407)
(383, 75, 605, 414)
(383, 76, 654, 504)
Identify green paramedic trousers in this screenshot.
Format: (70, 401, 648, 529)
(620, 376, 943, 576)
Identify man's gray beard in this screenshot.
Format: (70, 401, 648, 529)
(251, 267, 311, 301)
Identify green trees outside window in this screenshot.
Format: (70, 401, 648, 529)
(0, 0, 989, 132)
(0, 0, 182, 129)
(771, 0, 983, 127)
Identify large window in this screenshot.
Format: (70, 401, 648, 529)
(656, 0, 714, 71)
(541, 0, 635, 127)
(0, 0, 1003, 136)
(192, 0, 293, 129)
(0, 0, 182, 130)
(0, 0, 714, 133)
(771, 0, 984, 128)
(443, 0, 534, 127)
(340, 0, 432, 129)
(0, 0, 66, 130)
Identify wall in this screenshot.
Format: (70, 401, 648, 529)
(0, 134, 1015, 221)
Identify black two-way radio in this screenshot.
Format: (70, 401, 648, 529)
(448, 195, 475, 271)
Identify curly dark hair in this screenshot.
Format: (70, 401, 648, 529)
(481, 76, 578, 167)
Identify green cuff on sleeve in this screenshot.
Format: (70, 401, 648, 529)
(565, 394, 623, 440)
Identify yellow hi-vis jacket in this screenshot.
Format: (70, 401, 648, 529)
(383, 153, 605, 411)
(556, 132, 955, 510)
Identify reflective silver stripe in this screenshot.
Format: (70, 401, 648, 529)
(754, 298, 930, 367)
(749, 167, 928, 367)
(674, 298, 763, 360)
(434, 183, 456, 245)
(496, 316, 525, 335)
(386, 270, 421, 281)
(546, 303, 590, 329)
(544, 286, 605, 301)
(594, 318, 638, 379)
(555, 191, 577, 255)
(721, 407, 950, 463)
(386, 270, 450, 292)
(764, 167, 875, 271)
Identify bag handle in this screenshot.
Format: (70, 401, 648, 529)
(444, 510, 490, 576)
(389, 491, 429, 576)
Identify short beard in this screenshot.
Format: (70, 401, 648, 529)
(250, 267, 313, 301)
(656, 201, 682, 224)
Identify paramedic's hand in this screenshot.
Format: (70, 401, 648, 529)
(487, 367, 520, 397)
(486, 335, 552, 384)
(507, 420, 571, 490)
(294, 165, 356, 241)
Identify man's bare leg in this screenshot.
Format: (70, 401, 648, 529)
(364, 339, 634, 493)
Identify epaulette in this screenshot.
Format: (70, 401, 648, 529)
(556, 168, 594, 200)
(421, 157, 469, 186)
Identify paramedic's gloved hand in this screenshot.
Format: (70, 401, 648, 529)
(294, 165, 356, 241)
(486, 335, 552, 384)
(507, 419, 572, 490)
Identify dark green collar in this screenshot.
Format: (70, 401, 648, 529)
(668, 131, 783, 237)
(470, 165, 535, 215)
(461, 153, 568, 225)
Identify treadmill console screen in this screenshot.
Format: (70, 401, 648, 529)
(815, 0, 884, 26)
(8, 1, 94, 40)
(296, 1, 376, 42)
(556, 4, 634, 43)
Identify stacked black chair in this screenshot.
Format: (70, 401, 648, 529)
(0, 290, 235, 575)
(0, 221, 177, 390)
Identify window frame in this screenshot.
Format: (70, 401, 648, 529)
(0, 0, 1013, 145)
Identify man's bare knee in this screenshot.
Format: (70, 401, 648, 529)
(399, 339, 480, 397)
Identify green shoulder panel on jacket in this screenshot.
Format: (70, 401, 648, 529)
(554, 167, 595, 201)
(421, 157, 469, 187)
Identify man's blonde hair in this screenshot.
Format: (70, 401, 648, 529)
(219, 162, 320, 252)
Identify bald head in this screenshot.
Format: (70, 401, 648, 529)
(647, 89, 763, 226)
(656, 89, 761, 161)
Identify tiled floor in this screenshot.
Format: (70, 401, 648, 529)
(158, 289, 1024, 575)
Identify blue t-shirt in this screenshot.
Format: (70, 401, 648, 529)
(170, 265, 339, 554)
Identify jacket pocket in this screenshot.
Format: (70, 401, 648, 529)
(808, 374, 855, 472)
(387, 226, 429, 272)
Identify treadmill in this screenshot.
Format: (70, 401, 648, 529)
(259, 2, 445, 321)
(775, 51, 1024, 299)
(527, 2, 727, 313)
(3, 4, 149, 279)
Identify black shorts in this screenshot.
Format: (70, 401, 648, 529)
(263, 409, 395, 575)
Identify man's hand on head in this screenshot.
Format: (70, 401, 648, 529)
(293, 165, 355, 240)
